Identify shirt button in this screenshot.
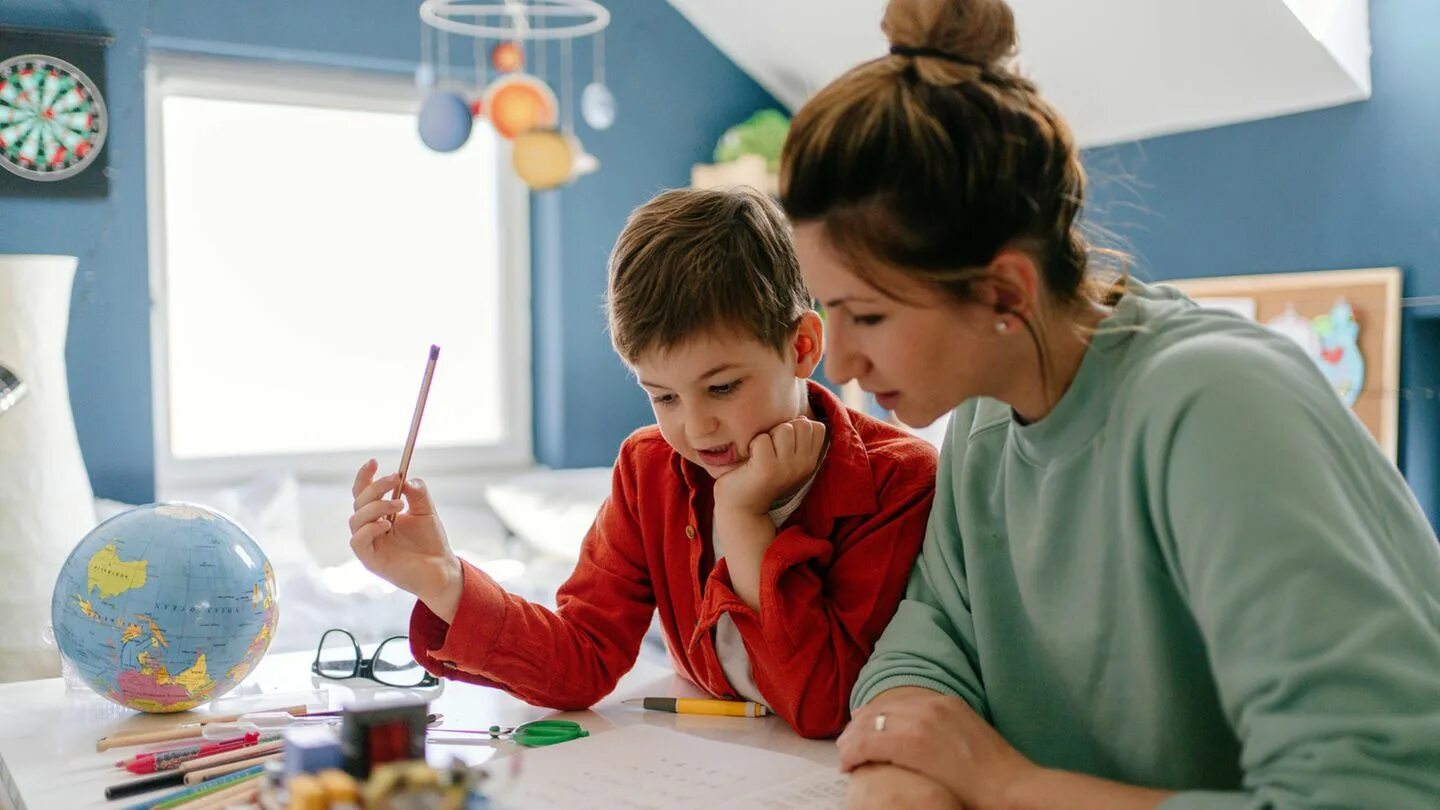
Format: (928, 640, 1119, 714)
(685, 525, 696, 540)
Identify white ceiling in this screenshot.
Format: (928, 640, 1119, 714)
(667, 0, 1371, 147)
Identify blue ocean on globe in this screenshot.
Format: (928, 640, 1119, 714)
(50, 503, 279, 713)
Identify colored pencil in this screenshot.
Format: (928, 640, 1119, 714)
(96, 705, 307, 752)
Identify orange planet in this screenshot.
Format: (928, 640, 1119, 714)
(482, 73, 558, 140)
(491, 41, 524, 73)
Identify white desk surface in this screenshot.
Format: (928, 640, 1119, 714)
(0, 650, 838, 810)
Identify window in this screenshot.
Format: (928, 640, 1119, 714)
(147, 55, 530, 491)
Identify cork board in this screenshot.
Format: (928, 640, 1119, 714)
(1169, 267, 1402, 460)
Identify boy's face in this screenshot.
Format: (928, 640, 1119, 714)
(633, 320, 821, 479)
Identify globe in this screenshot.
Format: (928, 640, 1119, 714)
(50, 503, 279, 713)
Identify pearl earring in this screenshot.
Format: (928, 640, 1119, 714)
(995, 320, 1009, 334)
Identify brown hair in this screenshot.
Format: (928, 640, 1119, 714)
(606, 188, 810, 364)
(780, 0, 1120, 322)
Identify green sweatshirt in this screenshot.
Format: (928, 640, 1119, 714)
(853, 281, 1440, 808)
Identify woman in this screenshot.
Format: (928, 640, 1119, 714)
(779, 0, 1440, 807)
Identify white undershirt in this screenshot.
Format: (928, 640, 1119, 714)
(710, 454, 825, 706)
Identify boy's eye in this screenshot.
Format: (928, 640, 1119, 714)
(651, 393, 677, 406)
(851, 314, 885, 326)
(708, 380, 741, 396)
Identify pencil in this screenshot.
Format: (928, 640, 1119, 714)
(177, 740, 284, 773)
(391, 344, 440, 506)
(105, 743, 282, 801)
(122, 732, 281, 774)
(181, 782, 261, 810)
(96, 705, 308, 752)
(623, 697, 771, 717)
(152, 771, 263, 809)
(184, 752, 281, 784)
(120, 765, 265, 810)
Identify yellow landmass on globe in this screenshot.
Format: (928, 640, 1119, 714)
(128, 699, 178, 712)
(73, 596, 100, 621)
(121, 623, 142, 644)
(137, 615, 168, 649)
(226, 623, 271, 683)
(86, 544, 148, 599)
(134, 651, 214, 700)
(170, 654, 211, 694)
(230, 566, 279, 684)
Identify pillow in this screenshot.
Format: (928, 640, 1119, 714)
(297, 478, 511, 568)
(165, 471, 317, 579)
(484, 467, 612, 561)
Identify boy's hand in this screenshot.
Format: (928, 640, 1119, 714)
(349, 459, 463, 622)
(713, 417, 827, 516)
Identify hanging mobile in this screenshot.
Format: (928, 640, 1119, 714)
(418, 1, 610, 184)
(417, 26, 474, 152)
(581, 31, 615, 130)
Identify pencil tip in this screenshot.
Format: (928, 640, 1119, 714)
(429, 344, 440, 359)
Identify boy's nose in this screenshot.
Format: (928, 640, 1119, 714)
(685, 408, 721, 440)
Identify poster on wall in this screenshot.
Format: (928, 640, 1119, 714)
(1172, 267, 1402, 461)
(0, 26, 114, 198)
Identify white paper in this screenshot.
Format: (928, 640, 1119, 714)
(1192, 296, 1258, 320)
(739, 768, 849, 808)
(493, 725, 845, 809)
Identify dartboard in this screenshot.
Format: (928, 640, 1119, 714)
(0, 53, 108, 182)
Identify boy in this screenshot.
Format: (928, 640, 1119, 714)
(347, 189, 936, 738)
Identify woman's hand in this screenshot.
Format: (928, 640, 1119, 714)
(846, 764, 962, 809)
(348, 459, 462, 621)
(840, 688, 1040, 810)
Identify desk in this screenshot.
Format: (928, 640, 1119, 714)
(0, 650, 838, 809)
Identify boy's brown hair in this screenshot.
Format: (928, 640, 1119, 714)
(606, 187, 810, 364)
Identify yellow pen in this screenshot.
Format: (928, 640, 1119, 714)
(623, 697, 771, 718)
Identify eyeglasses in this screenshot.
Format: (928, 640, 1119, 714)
(311, 628, 440, 688)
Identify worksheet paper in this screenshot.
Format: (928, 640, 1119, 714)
(493, 724, 847, 809)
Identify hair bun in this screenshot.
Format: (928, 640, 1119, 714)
(883, 0, 1017, 71)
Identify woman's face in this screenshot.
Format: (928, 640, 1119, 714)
(794, 223, 1004, 428)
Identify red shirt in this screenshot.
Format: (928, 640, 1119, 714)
(409, 381, 937, 738)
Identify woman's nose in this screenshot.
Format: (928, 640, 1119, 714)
(824, 333, 865, 387)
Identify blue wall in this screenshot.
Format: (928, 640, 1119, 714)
(529, 7, 781, 468)
(0, 0, 778, 502)
(1083, 0, 1440, 529)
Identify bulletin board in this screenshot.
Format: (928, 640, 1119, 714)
(1169, 267, 1402, 461)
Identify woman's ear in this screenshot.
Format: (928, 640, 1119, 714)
(792, 311, 825, 377)
(977, 247, 1043, 322)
